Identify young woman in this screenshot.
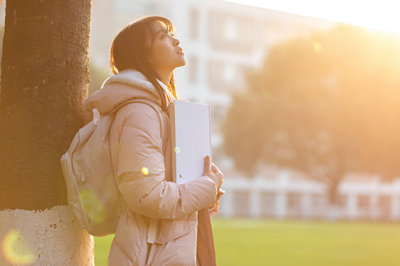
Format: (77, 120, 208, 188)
(83, 16, 224, 265)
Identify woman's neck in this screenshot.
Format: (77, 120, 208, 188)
(156, 69, 172, 87)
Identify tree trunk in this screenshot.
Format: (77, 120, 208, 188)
(0, 0, 93, 264)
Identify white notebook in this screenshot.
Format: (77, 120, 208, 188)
(168, 100, 212, 184)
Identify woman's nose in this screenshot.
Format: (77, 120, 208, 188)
(173, 37, 180, 46)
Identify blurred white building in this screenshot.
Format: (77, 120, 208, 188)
(89, 0, 338, 164)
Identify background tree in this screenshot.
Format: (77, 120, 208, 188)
(223, 25, 400, 204)
(0, 0, 93, 264)
(89, 60, 109, 95)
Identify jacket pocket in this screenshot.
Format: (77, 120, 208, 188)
(108, 237, 136, 266)
(155, 212, 197, 244)
(113, 211, 145, 264)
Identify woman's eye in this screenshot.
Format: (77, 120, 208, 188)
(160, 31, 174, 39)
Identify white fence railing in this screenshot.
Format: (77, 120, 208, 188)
(218, 171, 400, 221)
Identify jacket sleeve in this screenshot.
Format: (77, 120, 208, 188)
(114, 103, 217, 220)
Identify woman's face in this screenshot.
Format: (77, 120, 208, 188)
(148, 21, 186, 74)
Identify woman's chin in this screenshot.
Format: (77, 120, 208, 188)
(176, 58, 187, 67)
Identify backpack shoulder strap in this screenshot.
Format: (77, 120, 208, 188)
(111, 99, 168, 154)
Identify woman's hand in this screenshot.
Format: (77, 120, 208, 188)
(203, 155, 225, 218)
(208, 189, 225, 218)
(202, 155, 224, 192)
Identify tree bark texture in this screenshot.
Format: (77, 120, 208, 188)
(0, 206, 94, 265)
(0, 0, 91, 210)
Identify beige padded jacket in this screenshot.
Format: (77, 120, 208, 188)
(83, 70, 218, 266)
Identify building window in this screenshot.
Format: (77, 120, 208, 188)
(233, 190, 250, 217)
(188, 56, 198, 84)
(209, 60, 246, 93)
(287, 193, 302, 217)
(378, 195, 391, 218)
(357, 194, 370, 218)
(224, 19, 237, 42)
(223, 64, 236, 83)
(209, 11, 255, 54)
(190, 7, 199, 40)
(260, 192, 276, 217)
(311, 194, 328, 218)
(210, 104, 226, 133)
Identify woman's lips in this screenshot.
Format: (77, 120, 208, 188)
(177, 48, 184, 55)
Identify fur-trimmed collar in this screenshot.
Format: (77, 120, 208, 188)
(83, 69, 172, 118)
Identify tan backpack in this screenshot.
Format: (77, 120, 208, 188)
(60, 98, 166, 236)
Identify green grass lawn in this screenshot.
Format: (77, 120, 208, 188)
(94, 218, 400, 266)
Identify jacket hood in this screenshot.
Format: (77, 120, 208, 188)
(83, 69, 171, 118)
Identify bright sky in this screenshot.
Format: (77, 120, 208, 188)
(225, 0, 400, 35)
